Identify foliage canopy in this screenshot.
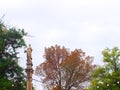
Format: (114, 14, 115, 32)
(35, 45, 96, 90)
(0, 20, 27, 90)
(88, 47, 120, 90)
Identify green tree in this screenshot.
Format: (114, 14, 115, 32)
(88, 47, 120, 90)
(0, 20, 27, 90)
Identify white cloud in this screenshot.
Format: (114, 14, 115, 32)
(0, 0, 24, 8)
(45, 30, 66, 39)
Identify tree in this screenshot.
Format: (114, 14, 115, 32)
(88, 47, 120, 90)
(0, 20, 27, 90)
(35, 45, 96, 90)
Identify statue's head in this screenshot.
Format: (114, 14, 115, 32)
(29, 44, 31, 47)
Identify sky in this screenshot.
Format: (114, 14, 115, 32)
(1, 0, 120, 89)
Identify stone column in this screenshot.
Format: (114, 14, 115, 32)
(25, 44, 34, 90)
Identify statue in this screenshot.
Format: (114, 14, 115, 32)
(25, 44, 32, 63)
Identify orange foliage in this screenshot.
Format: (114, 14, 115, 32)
(35, 45, 96, 90)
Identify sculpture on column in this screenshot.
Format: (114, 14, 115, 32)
(25, 44, 33, 90)
(26, 44, 32, 63)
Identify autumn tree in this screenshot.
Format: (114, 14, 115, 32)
(88, 47, 120, 90)
(35, 45, 96, 90)
(0, 20, 27, 90)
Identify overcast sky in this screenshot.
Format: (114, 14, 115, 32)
(1, 0, 120, 89)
